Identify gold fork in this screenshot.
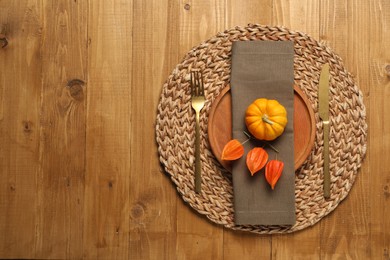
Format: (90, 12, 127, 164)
(190, 70, 206, 194)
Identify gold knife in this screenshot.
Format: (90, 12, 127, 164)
(318, 63, 331, 199)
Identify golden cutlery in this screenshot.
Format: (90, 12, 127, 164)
(190, 71, 206, 194)
(318, 63, 330, 199)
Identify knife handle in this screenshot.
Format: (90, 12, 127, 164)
(323, 121, 330, 198)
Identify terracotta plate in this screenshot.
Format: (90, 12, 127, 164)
(208, 85, 316, 172)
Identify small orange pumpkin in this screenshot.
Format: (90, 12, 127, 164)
(245, 98, 287, 141)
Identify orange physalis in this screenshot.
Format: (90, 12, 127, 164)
(265, 160, 284, 190)
(221, 139, 244, 161)
(246, 147, 268, 176)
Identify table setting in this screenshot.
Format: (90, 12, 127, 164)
(155, 24, 367, 234)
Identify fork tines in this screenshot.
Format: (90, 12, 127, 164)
(190, 70, 204, 96)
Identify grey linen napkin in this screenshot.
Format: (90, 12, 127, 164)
(230, 41, 296, 225)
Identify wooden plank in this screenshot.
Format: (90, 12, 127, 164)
(226, 0, 272, 28)
(223, 230, 271, 260)
(175, 1, 225, 259)
(0, 1, 42, 258)
(271, 0, 321, 259)
(83, 1, 132, 259)
(272, 0, 320, 34)
(223, 1, 273, 259)
(368, 0, 390, 259)
(33, 1, 88, 258)
(129, 0, 179, 259)
(272, 0, 320, 135)
(178, 0, 225, 45)
(319, 0, 371, 259)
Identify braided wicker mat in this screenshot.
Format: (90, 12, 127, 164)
(155, 24, 367, 234)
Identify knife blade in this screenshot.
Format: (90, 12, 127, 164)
(318, 63, 330, 199)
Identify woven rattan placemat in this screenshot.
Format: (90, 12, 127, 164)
(155, 24, 367, 234)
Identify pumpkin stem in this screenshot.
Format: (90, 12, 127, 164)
(262, 114, 274, 125)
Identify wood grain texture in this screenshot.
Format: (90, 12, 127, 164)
(129, 0, 178, 259)
(226, 0, 272, 28)
(0, 0, 387, 259)
(35, 1, 87, 258)
(0, 1, 42, 258)
(368, 0, 390, 259)
(83, 0, 131, 259)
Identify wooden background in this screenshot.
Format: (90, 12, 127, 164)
(0, 0, 389, 259)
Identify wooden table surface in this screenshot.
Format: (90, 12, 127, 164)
(0, 0, 389, 259)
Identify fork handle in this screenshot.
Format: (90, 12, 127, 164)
(195, 111, 201, 193)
